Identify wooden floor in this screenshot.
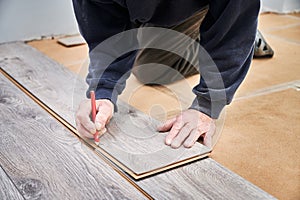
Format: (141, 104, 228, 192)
(0, 42, 211, 179)
(0, 73, 146, 199)
(0, 167, 23, 200)
(0, 42, 275, 199)
(26, 13, 300, 199)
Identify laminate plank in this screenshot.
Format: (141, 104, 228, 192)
(98, 105, 210, 178)
(0, 74, 146, 199)
(138, 158, 275, 200)
(0, 44, 78, 125)
(0, 42, 211, 179)
(57, 35, 86, 47)
(0, 166, 24, 200)
(0, 42, 275, 199)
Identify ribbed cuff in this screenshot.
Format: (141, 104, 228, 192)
(189, 96, 226, 119)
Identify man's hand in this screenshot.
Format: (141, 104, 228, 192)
(158, 109, 215, 149)
(75, 99, 114, 139)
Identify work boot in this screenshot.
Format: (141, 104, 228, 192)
(254, 30, 274, 58)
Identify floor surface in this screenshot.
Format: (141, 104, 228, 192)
(28, 13, 300, 199)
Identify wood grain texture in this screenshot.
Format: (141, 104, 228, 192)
(0, 46, 79, 125)
(0, 42, 275, 199)
(0, 42, 211, 178)
(0, 167, 24, 200)
(138, 158, 276, 200)
(99, 105, 210, 177)
(0, 74, 146, 199)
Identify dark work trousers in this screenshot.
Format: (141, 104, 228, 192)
(132, 8, 208, 85)
(73, 0, 209, 86)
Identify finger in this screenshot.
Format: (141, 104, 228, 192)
(97, 127, 107, 137)
(165, 119, 185, 145)
(183, 129, 201, 148)
(94, 128, 107, 141)
(77, 123, 94, 138)
(95, 110, 111, 130)
(101, 127, 107, 134)
(203, 122, 216, 148)
(170, 123, 193, 149)
(203, 133, 212, 148)
(76, 113, 96, 134)
(157, 117, 176, 132)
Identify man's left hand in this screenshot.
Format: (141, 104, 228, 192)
(157, 109, 215, 148)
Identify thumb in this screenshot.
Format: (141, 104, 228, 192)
(203, 133, 212, 148)
(203, 124, 215, 148)
(95, 112, 109, 131)
(95, 105, 113, 131)
(205, 122, 216, 148)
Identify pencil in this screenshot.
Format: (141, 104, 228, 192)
(90, 90, 100, 145)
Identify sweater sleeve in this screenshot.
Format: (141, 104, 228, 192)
(190, 0, 260, 119)
(73, 0, 137, 109)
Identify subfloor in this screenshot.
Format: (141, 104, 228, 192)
(28, 13, 300, 199)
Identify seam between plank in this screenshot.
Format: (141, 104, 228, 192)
(0, 67, 153, 200)
(0, 165, 26, 200)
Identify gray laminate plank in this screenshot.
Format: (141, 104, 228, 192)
(98, 105, 210, 177)
(0, 42, 275, 199)
(57, 35, 86, 47)
(138, 158, 276, 199)
(0, 74, 146, 199)
(0, 166, 24, 200)
(0, 42, 211, 178)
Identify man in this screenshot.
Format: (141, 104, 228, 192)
(73, 0, 260, 148)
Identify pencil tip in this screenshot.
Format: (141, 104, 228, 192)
(95, 141, 100, 146)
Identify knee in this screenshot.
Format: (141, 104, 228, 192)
(132, 64, 164, 85)
(132, 63, 181, 85)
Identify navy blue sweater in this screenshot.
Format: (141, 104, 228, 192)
(73, 0, 260, 118)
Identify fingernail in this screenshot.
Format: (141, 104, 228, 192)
(183, 143, 192, 148)
(95, 122, 102, 130)
(171, 142, 180, 149)
(165, 139, 171, 145)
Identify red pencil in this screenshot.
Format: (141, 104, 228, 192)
(90, 90, 100, 145)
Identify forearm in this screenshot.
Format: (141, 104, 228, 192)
(86, 50, 137, 107)
(191, 0, 260, 118)
(73, 0, 137, 108)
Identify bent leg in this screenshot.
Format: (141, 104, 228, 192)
(132, 7, 208, 85)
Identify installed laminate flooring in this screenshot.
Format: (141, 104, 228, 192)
(0, 73, 146, 199)
(0, 42, 275, 199)
(0, 167, 24, 200)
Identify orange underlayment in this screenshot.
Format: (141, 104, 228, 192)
(28, 13, 300, 200)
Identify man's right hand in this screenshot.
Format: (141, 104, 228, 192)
(75, 99, 114, 139)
